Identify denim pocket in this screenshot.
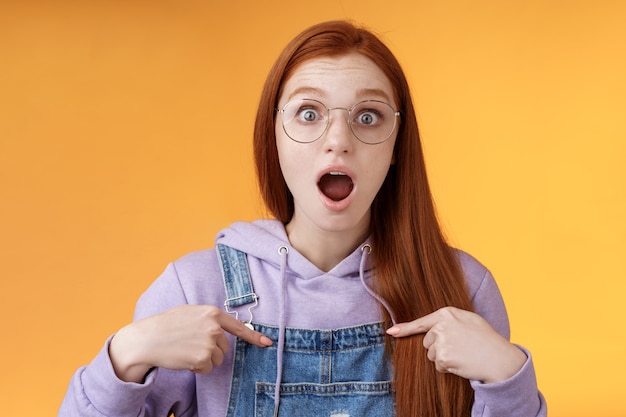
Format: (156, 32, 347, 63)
(255, 381, 394, 417)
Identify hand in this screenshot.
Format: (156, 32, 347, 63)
(109, 305, 273, 383)
(386, 306, 526, 383)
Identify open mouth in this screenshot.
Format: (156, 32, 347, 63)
(318, 172, 354, 202)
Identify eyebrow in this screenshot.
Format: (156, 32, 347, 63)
(355, 88, 393, 103)
(287, 87, 393, 103)
(287, 87, 326, 101)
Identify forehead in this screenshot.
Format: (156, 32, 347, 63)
(280, 52, 396, 105)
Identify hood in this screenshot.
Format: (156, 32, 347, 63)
(215, 219, 373, 280)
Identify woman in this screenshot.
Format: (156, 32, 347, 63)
(59, 20, 546, 417)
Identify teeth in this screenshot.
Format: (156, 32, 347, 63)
(329, 171, 347, 176)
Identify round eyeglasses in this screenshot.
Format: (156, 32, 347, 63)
(277, 99, 400, 144)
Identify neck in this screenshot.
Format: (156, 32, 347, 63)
(285, 217, 369, 272)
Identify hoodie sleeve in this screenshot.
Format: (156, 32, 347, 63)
(468, 267, 548, 417)
(58, 262, 196, 417)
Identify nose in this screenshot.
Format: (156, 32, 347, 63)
(323, 109, 353, 153)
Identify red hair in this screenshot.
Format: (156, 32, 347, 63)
(254, 21, 474, 417)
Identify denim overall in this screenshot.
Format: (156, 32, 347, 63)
(216, 244, 395, 417)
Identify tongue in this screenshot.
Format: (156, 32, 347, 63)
(319, 174, 354, 201)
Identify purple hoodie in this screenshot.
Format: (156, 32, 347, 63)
(59, 219, 547, 416)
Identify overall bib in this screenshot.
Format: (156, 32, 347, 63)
(217, 244, 395, 417)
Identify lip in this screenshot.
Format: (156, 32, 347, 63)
(316, 164, 356, 211)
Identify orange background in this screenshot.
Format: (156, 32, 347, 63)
(1, 1, 625, 415)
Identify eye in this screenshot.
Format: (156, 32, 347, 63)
(355, 110, 382, 126)
(297, 107, 319, 122)
(289, 100, 326, 124)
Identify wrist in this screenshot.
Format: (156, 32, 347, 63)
(482, 343, 527, 384)
(109, 324, 153, 383)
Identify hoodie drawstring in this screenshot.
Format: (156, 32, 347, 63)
(359, 244, 397, 325)
(274, 245, 289, 417)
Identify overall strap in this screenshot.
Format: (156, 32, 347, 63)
(216, 243, 258, 324)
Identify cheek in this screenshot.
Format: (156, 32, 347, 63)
(275, 133, 290, 172)
(276, 135, 307, 188)
(389, 135, 398, 165)
(275, 127, 290, 171)
(376, 141, 396, 171)
(365, 144, 396, 189)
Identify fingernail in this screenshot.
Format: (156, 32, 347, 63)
(386, 326, 400, 336)
(260, 335, 273, 346)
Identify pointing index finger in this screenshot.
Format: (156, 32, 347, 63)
(386, 310, 440, 338)
(219, 312, 273, 347)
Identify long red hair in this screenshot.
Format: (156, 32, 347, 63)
(254, 21, 474, 417)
